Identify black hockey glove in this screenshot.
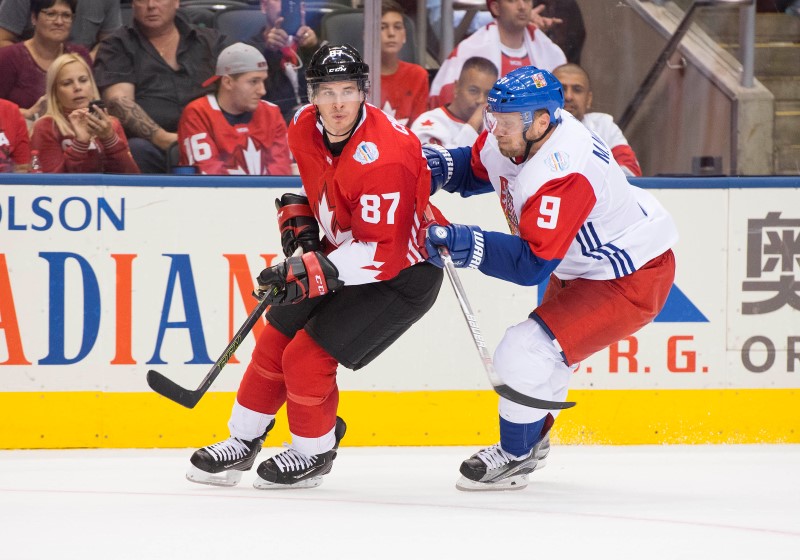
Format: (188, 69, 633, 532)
(423, 144, 454, 195)
(275, 193, 321, 257)
(256, 251, 344, 305)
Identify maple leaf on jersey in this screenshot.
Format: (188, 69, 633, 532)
(420, 119, 434, 127)
(316, 182, 351, 247)
(227, 138, 264, 175)
(381, 100, 408, 126)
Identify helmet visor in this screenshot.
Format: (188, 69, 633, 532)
(310, 82, 364, 105)
(483, 107, 524, 136)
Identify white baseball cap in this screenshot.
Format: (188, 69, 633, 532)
(202, 43, 268, 87)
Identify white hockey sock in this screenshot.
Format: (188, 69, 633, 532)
(227, 400, 275, 441)
(290, 423, 337, 457)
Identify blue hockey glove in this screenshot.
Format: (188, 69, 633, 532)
(422, 144, 454, 195)
(425, 224, 485, 269)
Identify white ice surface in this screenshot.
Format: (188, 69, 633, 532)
(1, 445, 799, 560)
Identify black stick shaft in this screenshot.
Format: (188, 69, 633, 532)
(146, 295, 271, 408)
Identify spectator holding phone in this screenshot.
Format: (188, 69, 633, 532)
(30, 53, 139, 173)
(260, 0, 318, 123)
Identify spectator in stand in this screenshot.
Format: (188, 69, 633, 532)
(94, 0, 229, 173)
(379, 0, 429, 126)
(533, 0, 585, 64)
(553, 63, 642, 177)
(178, 43, 291, 175)
(0, 0, 117, 52)
(411, 56, 498, 147)
(0, 0, 121, 56)
(0, 98, 31, 172)
(261, 0, 319, 124)
(0, 0, 91, 123)
(429, 0, 566, 108)
(30, 53, 139, 173)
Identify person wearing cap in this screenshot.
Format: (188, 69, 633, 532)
(177, 43, 291, 175)
(184, 44, 445, 490)
(94, 0, 229, 173)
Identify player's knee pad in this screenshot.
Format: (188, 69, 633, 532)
(251, 323, 292, 375)
(495, 318, 563, 392)
(282, 330, 338, 405)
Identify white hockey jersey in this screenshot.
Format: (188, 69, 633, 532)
(472, 111, 677, 280)
(410, 106, 479, 148)
(582, 112, 642, 177)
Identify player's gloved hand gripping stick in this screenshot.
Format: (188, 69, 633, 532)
(423, 207, 575, 411)
(148, 193, 340, 408)
(147, 251, 341, 408)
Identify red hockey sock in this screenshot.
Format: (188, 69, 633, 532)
(236, 323, 291, 414)
(282, 329, 339, 438)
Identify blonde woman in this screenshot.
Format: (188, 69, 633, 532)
(30, 53, 139, 173)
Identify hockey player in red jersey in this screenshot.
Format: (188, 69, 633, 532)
(187, 44, 444, 489)
(178, 43, 291, 175)
(423, 66, 678, 490)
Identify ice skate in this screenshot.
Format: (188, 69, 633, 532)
(456, 434, 550, 492)
(253, 416, 346, 489)
(186, 419, 275, 487)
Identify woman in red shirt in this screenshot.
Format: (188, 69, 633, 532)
(30, 53, 139, 173)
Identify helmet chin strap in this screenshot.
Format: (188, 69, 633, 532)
(317, 102, 365, 147)
(515, 122, 554, 164)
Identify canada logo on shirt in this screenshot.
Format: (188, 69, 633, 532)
(227, 138, 265, 175)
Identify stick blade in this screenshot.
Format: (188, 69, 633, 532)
(146, 369, 202, 409)
(493, 384, 576, 410)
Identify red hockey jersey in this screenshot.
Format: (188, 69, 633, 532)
(178, 95, 291, 175)
(288, 103, 436, 285)
(0, 99, 29, 172)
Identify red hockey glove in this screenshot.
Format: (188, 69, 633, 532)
(256, 251, 343, 305)
(275, 193, 321, 257)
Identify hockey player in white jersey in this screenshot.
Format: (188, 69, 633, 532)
(423, 66, 678, 491)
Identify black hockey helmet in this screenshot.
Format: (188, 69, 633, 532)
(306, 44, 370, 86)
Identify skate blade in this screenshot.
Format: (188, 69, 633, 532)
(252, 476, 324, 490)
(455, 474, 529, 492)
(186, 464, 244, 487)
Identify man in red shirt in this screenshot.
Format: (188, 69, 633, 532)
(186, 44, 444, 489)
(0, 98, 30, 172)
(379, 0, 429, 126)
(178, 42, 291, 175)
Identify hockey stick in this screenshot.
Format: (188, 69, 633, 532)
(146, 292, 272, 409)
(426, 212, 575, 410)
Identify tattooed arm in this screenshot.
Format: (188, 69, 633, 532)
(103, 83, 178, 151)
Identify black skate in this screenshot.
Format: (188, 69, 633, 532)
(456, 434, 550, 492)
(253, 416, 346, 490)
(186, 419, 275, 487)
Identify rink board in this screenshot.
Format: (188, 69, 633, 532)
(1, 175, 799, 448)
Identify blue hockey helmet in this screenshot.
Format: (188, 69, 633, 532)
(486, 66, 564, 133)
